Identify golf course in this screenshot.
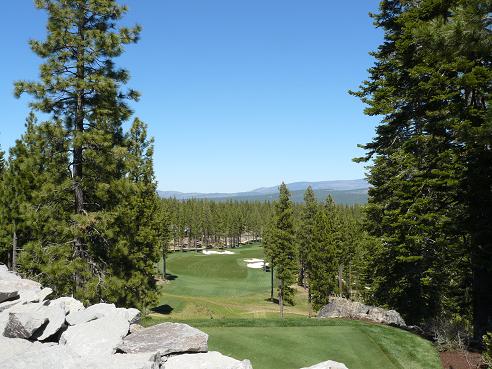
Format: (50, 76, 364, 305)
(146, 245, 442, 369)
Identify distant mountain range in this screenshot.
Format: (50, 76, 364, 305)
(158, 179, 369, 205)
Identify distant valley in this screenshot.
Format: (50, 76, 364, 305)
(158, 179, 369, 205)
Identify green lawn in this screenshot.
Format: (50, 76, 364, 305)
(155, 244, 309, 319)
(151, 245, 442, 369)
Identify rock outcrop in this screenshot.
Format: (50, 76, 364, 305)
(118, 322, 208, 355)
(163, 351, 253, 369)
(317, 297, 406, 327)
(300, 361, 349, 369)
(0, 264, 253, 369)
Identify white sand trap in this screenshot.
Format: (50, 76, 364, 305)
(247, 262, 265, 269)
(244, 258, 270, 269)
(202, 250, 235, 255)
(243, 258, 264, 263)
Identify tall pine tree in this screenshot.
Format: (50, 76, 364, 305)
(10, 0, 163, 308)
(264, 183, 297, 317)
(353, 0, 491, 338)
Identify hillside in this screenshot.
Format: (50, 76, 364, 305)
(159, 179, 368, 205)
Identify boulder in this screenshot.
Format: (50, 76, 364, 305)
(60, 314, 129, 356)
(0, 284, 19, 304)
(3, 304, 49, 339)
(47, 297, 84, 315)
(0, 265, 21, 281)
(84, 352, 161, 369)
(0, 336, 35, 361)
(366, 306, 405, 326)
(163, 351, 252, 369)
(0, 344, 80, 369)
(66, 302, 117, 325)
(117, 307, 141, 324)
(0, 342, 160, 369)
(130, 323, 145, 334)
(0, 285, 51, 313)
(300, 361, 349, 369)
(35, 303, 67, 341)
(317, 297, 406, 327)
(118, 322, 208, 356)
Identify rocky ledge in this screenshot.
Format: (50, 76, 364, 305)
(317, 297, 406, 327)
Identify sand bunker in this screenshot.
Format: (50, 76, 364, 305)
(244, 258, 269, 269)
(202, 250, 235, 255)
(243, 258, 264, 263)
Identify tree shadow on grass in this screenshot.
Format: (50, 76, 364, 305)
(151, 304, 174, 315)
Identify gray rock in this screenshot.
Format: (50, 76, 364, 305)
(0, 336, 35, 361)
(0, 311, 9, 335)
(84, 352, 161, 369)
(0, 265, 21, 281)
(0, 284, 19, 304)
(300, 361, 349, 369)
(117, 307, 141, 324)
(66, 302, 117, 325)
(163, 351, 252, 369)
(0, 344, 80, 369)
(0, 285, 51, 313)
(3, 304, 49, 339)
(35, 303, 67, 341)
(118, 322, 208, 355)
(47, 297, 84, 315)
(0, 342, 160, 369)
(317, 297, 406, 327)
(60, 314, 129, 356)
(130, 323, 145, 334)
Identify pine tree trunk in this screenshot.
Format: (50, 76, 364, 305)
(73, 12, 86, 293)
(338, 264, 343, 296)
(162, 249, 166, 279)
(12, 226, 17, 272)
(279, 278, 284, 318)
(270, 263, 274, 302)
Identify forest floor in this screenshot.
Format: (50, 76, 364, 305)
(147, 244, 442, 369)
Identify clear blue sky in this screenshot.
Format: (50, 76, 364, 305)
(0, 0, 382, 193)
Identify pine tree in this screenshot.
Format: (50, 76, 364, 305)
(11, 0, 163, 308)
(352, 0, 491, 337)
(308, 197, 338, 311)
(297, 187, 317, 294)
(264, 183, 297, 318)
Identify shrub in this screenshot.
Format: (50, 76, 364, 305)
(483, 332, 492, 368)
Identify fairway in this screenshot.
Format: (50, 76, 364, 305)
(155, 244, 309, 319)
(150, 245, 442, 369)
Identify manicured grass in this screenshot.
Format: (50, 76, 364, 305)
(151, 245, 442, 369)
(155, 245, 309, 319)
(143, 317, 441, 369)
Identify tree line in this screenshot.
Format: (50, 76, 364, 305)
(161, 198, 272, 250)
(351, 0, 492, 344)
(263, 183, 372, 318)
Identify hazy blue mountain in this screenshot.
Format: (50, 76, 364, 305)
(158, 179, 369, 205)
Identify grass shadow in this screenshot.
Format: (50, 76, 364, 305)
(164, 274, 178, 281)
(151, 304, 174, 315)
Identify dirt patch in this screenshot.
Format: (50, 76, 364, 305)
(440, 351, 485, 369)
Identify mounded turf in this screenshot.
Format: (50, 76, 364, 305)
(151, 245, 442, 369)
